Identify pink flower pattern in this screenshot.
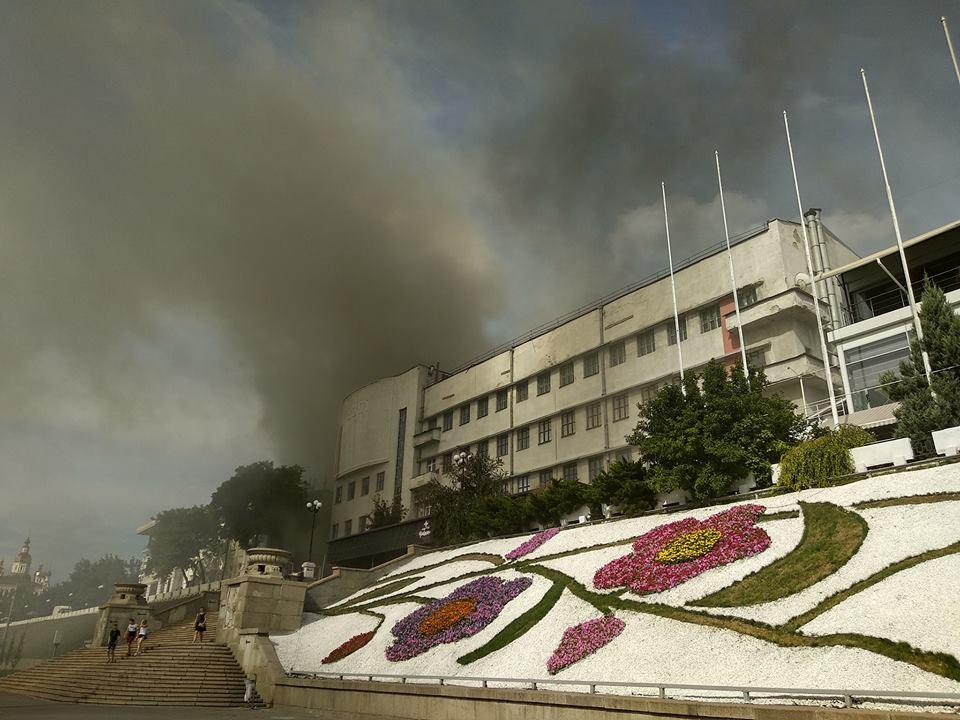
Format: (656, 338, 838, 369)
(505, 527, 561, 560)
(547, 616, 625, 674)
(593, 504, 771, 595)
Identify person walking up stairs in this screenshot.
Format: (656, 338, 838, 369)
(0, 611, 263, 707)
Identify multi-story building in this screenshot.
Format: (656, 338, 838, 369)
(819, 218, 960, 432)
(327, 217, 858, 568)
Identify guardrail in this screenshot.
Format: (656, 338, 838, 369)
(290, 671, 960, 709)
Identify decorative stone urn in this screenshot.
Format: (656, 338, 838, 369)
(93, 582, 151, 646)
(108, 582, 148, 606)
(244, 547, 292, 578)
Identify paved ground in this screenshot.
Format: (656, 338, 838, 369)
(0, 692, 322, 719)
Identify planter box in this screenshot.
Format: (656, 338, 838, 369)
(932, 426, 960, 457)
(850, 438, 913, 473)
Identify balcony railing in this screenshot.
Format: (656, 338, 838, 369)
(850, 264, 960, 324)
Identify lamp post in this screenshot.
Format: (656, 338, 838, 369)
(303, 500, 323, 580)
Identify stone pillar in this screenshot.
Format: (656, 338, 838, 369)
(93, 582, 153, 647)
(217, 548, 306, 642)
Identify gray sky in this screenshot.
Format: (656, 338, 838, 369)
(1, 0, 958, 579)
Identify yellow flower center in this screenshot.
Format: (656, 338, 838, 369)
(656, 528, 722, 564)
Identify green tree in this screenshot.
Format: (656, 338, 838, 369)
(367, 494, 407, 529)
(880, 279, 960, 448)
(46, 554, 141, 609)
(527, 477, 592, 525)
(145, 505, 222, 586)
(210, 461, 309, 549)
(590, 459, 656, 516)
(778, 425, 875, 490)
(631, 360, 805, 500)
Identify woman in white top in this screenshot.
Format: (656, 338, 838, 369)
(135, 620, 149, 656)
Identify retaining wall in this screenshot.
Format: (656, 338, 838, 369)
(304, 546, 428, 612)
(0, 607, 99, 670)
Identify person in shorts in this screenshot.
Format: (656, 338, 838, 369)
(135, 619, 149, 656)
(106, 622, 121, 663)
(125, 618, 138, 657)
(192, 607, 207, 644)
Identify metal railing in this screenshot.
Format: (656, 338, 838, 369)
(289, 671, 960, 709)
(850, 263, 960, 324)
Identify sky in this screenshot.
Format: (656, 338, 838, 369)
(1, 0, 959, 580)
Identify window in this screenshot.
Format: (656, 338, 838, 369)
(427, 417, 438, 430)
(359, 516, 367, 532)
(344, 519, 353, 536)
(640, 384, 658, 403)
(667, 315, 688, 345)
(460, 404, 470, 425)
(700, 304, 721, 333)
(609, 340, 626, 367)
(741, 286, 758, 307)
(588, 457, 604, 481)
(538, 419, 552, 445)
(376, 471, 385, 492)
(612, 393, 630, 422)
(516, 427, 530, 451)
(517, 475, 530, 493)
(496, 389, 508, 411)
(563, 462, 578, 481)
(477, 396, 488, 418)
(586, 402, 602, 429)
(583, 352, 599, 377)
(637, 330, 656, 356)
(539, 470, 553, 487)
(361, 476, 370, 496)
(746, 348, 766, 368)
(443, 411, 453, 431)
(476, 440, 488, 457)
(331, 523, 339, 540)
(560, 410, 576, 437)
(442, 453, 453, 472)
(559, 363, 574, 387)
(347, 481, 356, 501)
(425, 456, 437, 473)
(537, 371, 551, 395)
(847, 333, 912, 411)
(497, 434, 509, 457)
(335, 485, 343, 504)
(516, 381, 529, 402)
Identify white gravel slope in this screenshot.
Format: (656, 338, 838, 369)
(691, 502, 960, 625)
(799, 553, 960, 660)
(380, 536, 527, 579)
(330, 559, 497, 608)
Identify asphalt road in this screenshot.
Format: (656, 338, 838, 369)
(0, 692, 322, 719)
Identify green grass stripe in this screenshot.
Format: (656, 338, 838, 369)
(853, 491, 960, 510)
(457, 581, 564, 665)
(758, 510, 800, 522)
(388, 552, 506, 581)
(334, 576, 424, 610)
(694, 502, 867, 608)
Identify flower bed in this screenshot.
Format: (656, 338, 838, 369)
(547, 615, 625, 674)
(594, 505, 770, 594)
(506, 527, 560, 560)
(386, 576, 532, 661)
(322, 630, 377, 664)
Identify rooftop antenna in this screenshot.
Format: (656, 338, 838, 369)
(661, 182, 686, 392)
(715, 151, 750, 378)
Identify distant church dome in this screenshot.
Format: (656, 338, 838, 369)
(12, 538, 31, 576)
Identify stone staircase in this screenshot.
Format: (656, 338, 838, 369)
(0, 612, 261, 707)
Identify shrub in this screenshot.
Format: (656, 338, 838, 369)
(590, 459, 655, 516)
(778, 425, 874, 490)
(527, 478, 591, 525)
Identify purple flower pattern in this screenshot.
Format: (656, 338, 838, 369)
(505, 527, 561, 560)
(547, 616, 625, 674)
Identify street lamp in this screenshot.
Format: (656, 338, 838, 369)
(453, 451, 470, 467)
(305, 499, 323, 565)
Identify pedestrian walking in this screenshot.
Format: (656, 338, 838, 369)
(106, 622, 121, 663)
(192, 607, 207, 644)
(124, 618, 138, 657)
(243, 671, 257, 706)
(134, 619, 149, 656)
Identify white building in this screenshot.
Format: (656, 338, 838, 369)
(327, 217, 858, 568)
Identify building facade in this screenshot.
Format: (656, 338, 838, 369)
(327, 217, 858, 567)
(0, 538, 51, 603)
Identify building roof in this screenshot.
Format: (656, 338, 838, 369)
(816, 218, 960, 282)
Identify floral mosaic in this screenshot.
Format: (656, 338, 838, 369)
(385, 576, 532, 661)
(505, 527, 561, 560)
(593, 504, 770, 594)
(322, 630, 376, 664)
(547, 616, 625, 674)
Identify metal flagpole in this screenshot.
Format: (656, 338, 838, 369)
(714, 151, 750, 378)
(860, 68, 935, 388)
(783, 111, 840, 427)
(943, 17, 960, 90)
(661, 182, 685, 391)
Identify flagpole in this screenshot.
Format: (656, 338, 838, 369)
(715, 151, 749, 379)
(661, 182, 685, 391)
(860, 68, 934, 388)
(943, 17, 960, 90)
(783, 111, 840, 427)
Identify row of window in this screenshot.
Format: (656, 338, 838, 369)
(334, 470, 386, 504)
(431, 293, 759, 433)
(330, 514, 369, 540)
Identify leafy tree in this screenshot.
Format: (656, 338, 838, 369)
(590, 459, 656, 516)
(367, 494, 407, 529)
(46, 554, 141, 609)
(145, 505, 222, 586)
(631, 360, 805, 500)
(210, 461, 309, 549)
(527, 477, 592, 525)
(778, 425, 875, 490)
(880, 279, 960, 448)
